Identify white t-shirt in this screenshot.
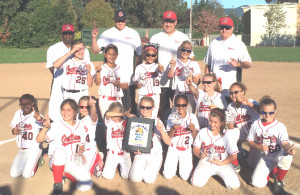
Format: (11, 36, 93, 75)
(193, 128, 239, 161)
(133, 63, 162, 95)
(46, 120, 86, 161)
(104, 117, 126, 153)
(170, 59, 201, 93)
(61, 58, 95, 90)
(204, 35, 251, 96)
(247, 119, 289, 157)
(10, 110, 42, 149)
(196, 90, 227, 128)
(150, 30, 194, 88)
(98, 64, 129, 97)
(97, 26, 142, 84)
(166, 112, 200, 150)
(78, 115, 97, 151)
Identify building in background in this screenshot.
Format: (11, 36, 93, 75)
(242, 3, 299, 46)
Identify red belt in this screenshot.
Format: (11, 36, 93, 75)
(171, 144, 187, 151)
(179, 92, 192, 94)
(102, 96, 121, 101)
(145, 94, 153, 97)
(112, 151, 124, 155)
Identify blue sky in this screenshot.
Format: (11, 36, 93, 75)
(185, 0, 267, 8)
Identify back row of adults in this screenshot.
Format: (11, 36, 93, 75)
(46, 9, 252, 123)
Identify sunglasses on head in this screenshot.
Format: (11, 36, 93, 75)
(261, 111, 275, 115)
(180, 48, 192, 53)
(139, 105, 153, 110)
(202, 81, 213, 84)
(145, 53, 157, 57)
(175, 104, 187, 108)
(79, 106, 90, 109)
(219, 26, 232, 30)
(229, 90, 242, 95)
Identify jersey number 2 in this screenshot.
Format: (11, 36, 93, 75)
(76, 76, 86, 84)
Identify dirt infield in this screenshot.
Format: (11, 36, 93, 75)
(0, 61, 299, 195)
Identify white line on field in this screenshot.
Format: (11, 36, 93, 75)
(0, 138, 16, 146)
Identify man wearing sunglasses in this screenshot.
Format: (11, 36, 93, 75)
(91, 9, 142, 113)
(204, 17, 252, 103)
(150, 11, 195, 123)
(46, 24, 91, 122)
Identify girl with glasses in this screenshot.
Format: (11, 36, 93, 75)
(163, 95, 199, 181)
(10, 94, 43, 179)
(168, 40, 201, 113)
(226, 82, 260, 172)
(247, 96, 295, 194)
(187, 72, 227, 128)
(133, 43, 163, 117)
(191, 108, 240, 189)
(77, 96, 104, 178)
(129, 97, 171, 184)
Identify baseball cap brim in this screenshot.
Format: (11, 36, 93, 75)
(219, 25, 232, 28)
(163, 18, 176, 22)
(62, 30, 75, 34)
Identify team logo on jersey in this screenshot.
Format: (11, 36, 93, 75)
(17, 123, 32, 131)
(174, 126, 192, 136)
(66, 64, 87, 75)
(201, 142, 225, 153)
(61, 133, 81, 146)
(111, 127, 125, 138)
(235, 114, 250, 124)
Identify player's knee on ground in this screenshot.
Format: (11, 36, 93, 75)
(76, 180, 93, 192)
(143, 175, 157, 184)
(10, 169, 21, 178)
(278, 155, 293, 170)
(191, 178, 207, 188)
(251, 177, 268, 188)
(22, 170, 34, 179)
(224, 178, 240, 190)
(163, 170, 175, 180)
(128, 173, 143, 183)
(102, 169, 115, 180)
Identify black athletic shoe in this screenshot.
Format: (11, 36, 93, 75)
(274, 179, 289, 195)
(53, 183, 63, 195)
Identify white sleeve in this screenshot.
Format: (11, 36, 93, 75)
(246, 121, 257, 142)
(278, 123, 289, 143)
(133, 65, 142, 82)
(191, 114, 200, 130)
(45, 127, 56, 142)
(89, 61, 96, 77)
(193, 130, 202, 148)
(10, 111, 20, 128)
(204, 45, 212, 66)
(225, 134, 239, 155)
(46, 46, 55, 68)
(133, 31, 142, 56)
(84, 48, 91, 61)
(239, 41, 252, 63)
(192, 61, 201, 76)
(97, 31, 110, 53)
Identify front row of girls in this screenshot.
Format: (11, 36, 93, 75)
(10, 93, 295, 193)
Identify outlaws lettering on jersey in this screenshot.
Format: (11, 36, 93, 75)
(102, 76, 120, 86)
(61, 133, 81, 147)
(235, 114, 250, 124)
(255, 133, 278, 145)
(174, 126, 191, 137)
(111, 120, 126, 138)
(200, 142, 225, 154)
(175, 67, 194, 76)
(144, 71, 159, 79)
(66, 64, 87, 75)
(198, 102, 211, 112)
(17, 123, 32, 131)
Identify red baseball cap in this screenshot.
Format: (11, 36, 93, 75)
(61, 23, 75, 33)
(163, 11, 177, 21)
(219, 17, 233, 27)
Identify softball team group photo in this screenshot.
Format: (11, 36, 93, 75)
(7, 9, 297, 195)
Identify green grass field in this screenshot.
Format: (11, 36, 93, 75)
(0, 47, 299, 63)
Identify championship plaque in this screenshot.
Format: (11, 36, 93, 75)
(122, 117, 154, 153)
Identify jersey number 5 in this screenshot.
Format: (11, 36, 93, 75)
(76, 76, 86, 84)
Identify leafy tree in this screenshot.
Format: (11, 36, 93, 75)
(193, 0, 224, 18)
(80, 0, 115, 29)
(228, 9, 243, 34)
(5, 0, 77, 48)
(194, 9, 218, 39)
(263, 3, 287, 46)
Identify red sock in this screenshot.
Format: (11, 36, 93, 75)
(276, 168, 288, 181)
(90, 153, 100, 176)
(52, 165, 64, 183)
(64, 172, 76, 183)
(273, 166, 278, 175)
(232, 159, 239, 166)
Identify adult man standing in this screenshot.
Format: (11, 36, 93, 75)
(91, 9, 142, 113)
(150, 11, 194, 122)
(204, 17, 251, 103)
(46, 23, 90, 121)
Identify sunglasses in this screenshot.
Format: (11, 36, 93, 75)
(219, 26, 232, 30)
(164, 19, 175, 23)
(180, 48, 192, 53)
(175, 104, 188, 108)
(62, 32, 74, 36)
(79, 106, 90, 109)
(261, 111, 275, 115)
(229, 90, 242, 95)
(145, 53, 157, 57)
(202, 81, 213, 84)
(139, 105, 153, 110)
